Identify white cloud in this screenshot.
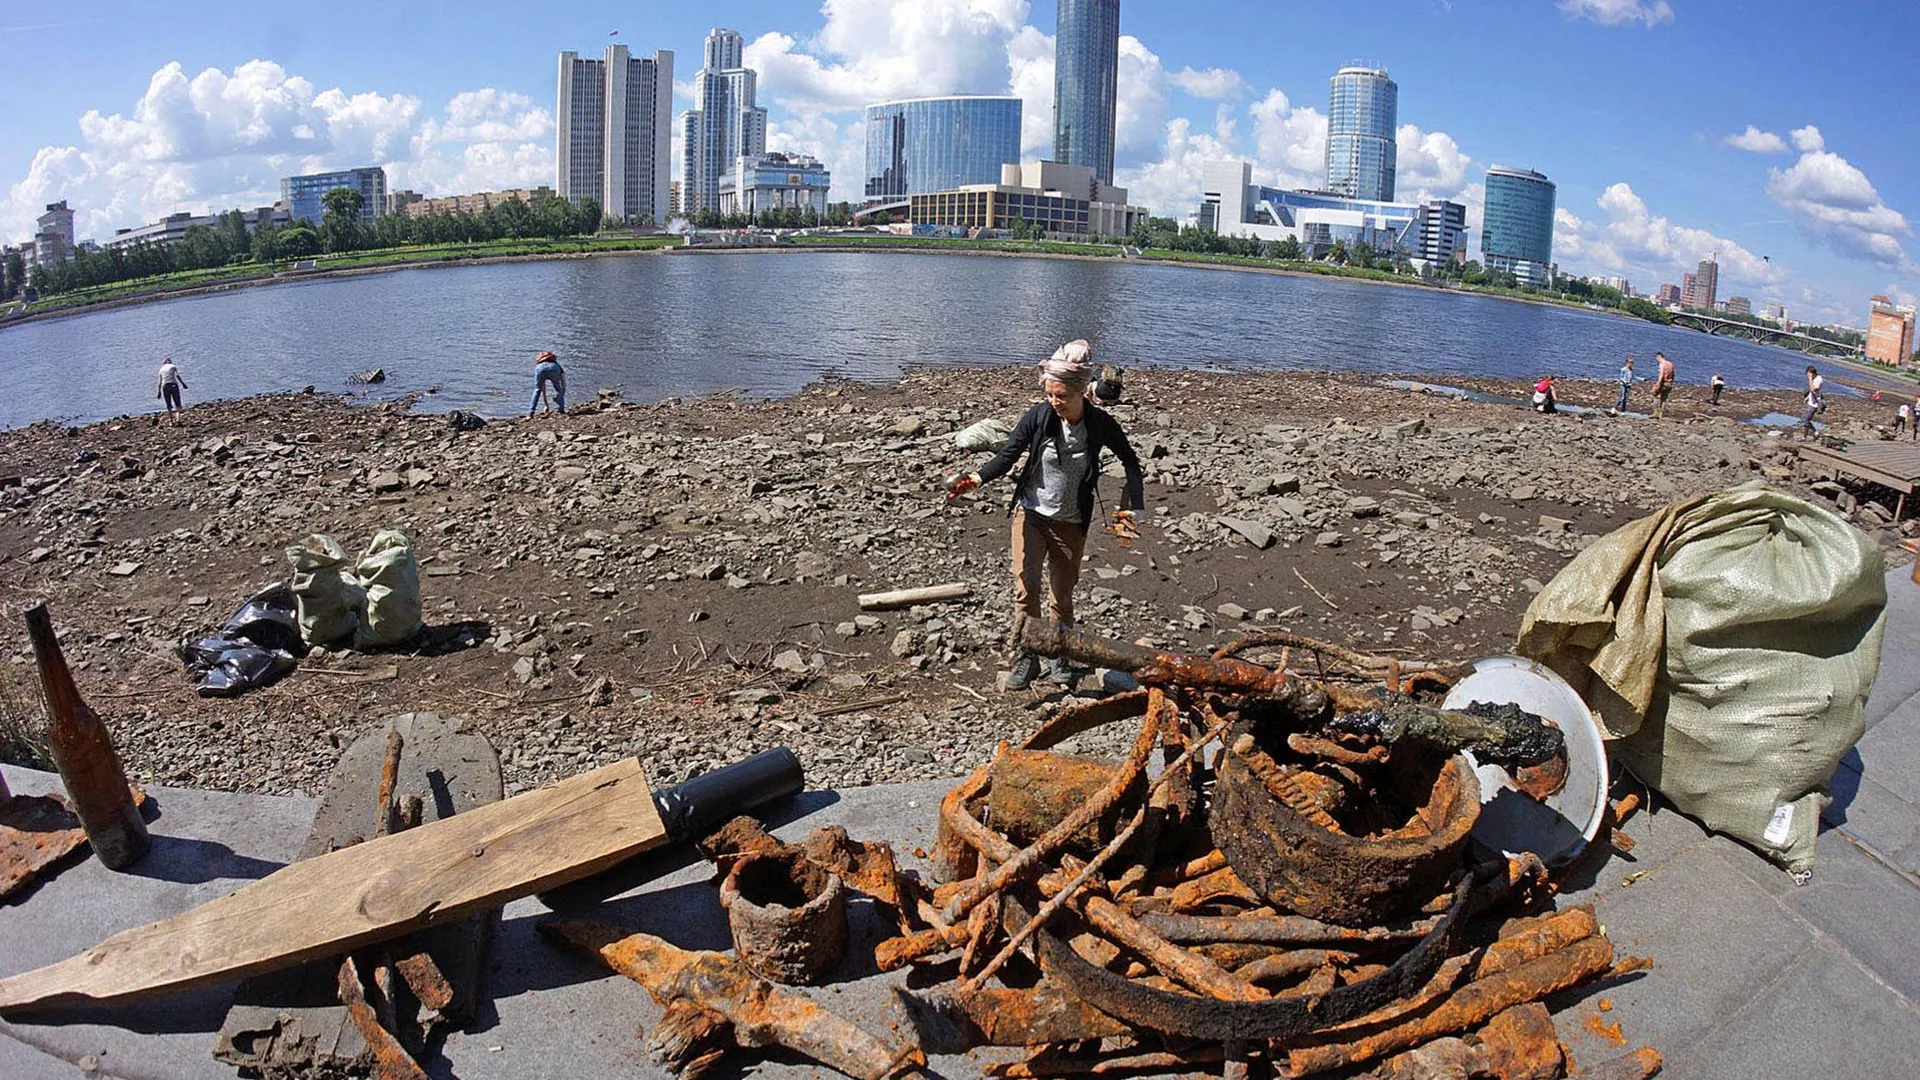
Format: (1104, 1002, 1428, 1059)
(1558, 0, 1675, 27)
(1170, 66, 1249, 101)
(1790, 125, 1824, 152)
(1113, 112, 1235, 221)
(1721, 125, 1786, 154)
(1552, 181, 1785, 294)
(4, 59, 552, 244)
(1767, 147, 1912, 269)
(1395, 124, 1472, 192)
(743, 0, 1027, 115)
(1112, 36, 1173, 168)
(1006, 25, 1055, 158)
(1247, 89, 1326, 190)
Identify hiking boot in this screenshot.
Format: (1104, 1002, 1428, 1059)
(1049, 656, 1087, 685)
(1003, 650, 1040, 692)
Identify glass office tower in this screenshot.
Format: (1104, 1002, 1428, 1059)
(1481, 165, 1557, 287)
(1326, 66, 1398, 202)
(864, 96, 1023, 200)
(1053, 0, 1119, 184)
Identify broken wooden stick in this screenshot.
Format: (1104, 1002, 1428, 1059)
(857, 583, 970, 610)
(539, 919, 925, 1080)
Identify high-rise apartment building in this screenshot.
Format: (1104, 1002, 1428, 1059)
(1326, 67, 1398, 202)
(681, 29, 767, 216)
(281, 168, 387, 227)
(1053, 0, 1119, 184)
(557, 44, 675, 224)
(1416, 198, 1466, 264)
(1658, 283, 1682, 305)
(1867, 295, 1916, 365)
(1681, 255, 1718, 311)
(1726, 296, 1752, 316)
(29, 200, 76, 269)
(1481, 165, 1555, 287)
(865, 96, 1023, 201)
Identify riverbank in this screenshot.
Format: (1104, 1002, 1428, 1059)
(3, 368, 1913, 799)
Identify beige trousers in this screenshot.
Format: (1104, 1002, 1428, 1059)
(1011, 506, 1088, 627)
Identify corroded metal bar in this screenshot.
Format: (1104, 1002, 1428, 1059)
(893, 984, 1130, 1052)
(336, 955, 431, 1080)
(1285, 934, 1616, 1076)
(1139, 911, 1439, 947)
(539, 919, 924, 1080)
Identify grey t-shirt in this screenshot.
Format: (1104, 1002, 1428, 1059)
(1020, 418, 1090, 523)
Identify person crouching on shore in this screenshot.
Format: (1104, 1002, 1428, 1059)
(529, 350, 567, 416)
(947, 340, 1145, 691)
(1532, 375, 1557, 414)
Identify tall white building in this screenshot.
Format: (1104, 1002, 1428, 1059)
(556, 44, 675, 225)
(681, 28, 767, 215)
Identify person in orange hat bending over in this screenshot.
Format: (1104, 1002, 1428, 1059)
(529, 350, 567, 416)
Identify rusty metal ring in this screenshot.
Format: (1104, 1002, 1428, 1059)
(1005, 859, 1505, 1041)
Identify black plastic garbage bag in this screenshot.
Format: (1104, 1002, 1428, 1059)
(177, 584, 304, 696)
(195, 647, 297, 698)
(447, 410, 486, 432)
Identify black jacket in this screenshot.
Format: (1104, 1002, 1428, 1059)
(977, 400, 1145, 532)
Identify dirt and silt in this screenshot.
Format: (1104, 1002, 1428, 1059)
(1, 364, 1913, 798)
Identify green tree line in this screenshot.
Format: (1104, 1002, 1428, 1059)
(687, 203, 854, 230)
(16, 188, 604, 299)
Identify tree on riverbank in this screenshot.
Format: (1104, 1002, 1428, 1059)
(24, 192, 606, 298)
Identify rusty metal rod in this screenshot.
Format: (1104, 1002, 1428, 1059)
(540, 919, 925, 1080)
(336, 955, 432, 1080)
(1235, 948, 1357, 984)
(1020, 621, 1299, 698)
(1139, 911, 1440, 947)
(938, 690, 1167, 926)
(959, 715, 1230, 992)
(1285, 934, 1616, 1076)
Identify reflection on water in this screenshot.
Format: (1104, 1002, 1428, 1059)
(0, 252, 1858, 428)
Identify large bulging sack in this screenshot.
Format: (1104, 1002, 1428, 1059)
(287, 534, 364, 646)
(1517, 486, 1885, 875)
(354, 529, 423, 648)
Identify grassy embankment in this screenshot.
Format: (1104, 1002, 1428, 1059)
(15, 234, 682, 318)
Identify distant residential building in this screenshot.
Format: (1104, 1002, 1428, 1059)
(1658, 282, 1681, 305)
(1198, 160, 1461, 264)
(681, 29, 767, 216)
(1054, 0, 1120, 184)
(1764, 301, 1788, 322)
(1867, 295, 1916, 365)
(29, 201, 76, 270)
(281, 167, 387, 228)
(1681, 255, 1718, 310)
(1725, 295, 1752, 316)
(718, 152, 831, 217)
(103, 205, 289, 250)
(1480, 165, 1555, 287)
(1326, 66, 1398, 202)
(910, 160, 1144, 237)
(387, 190, 425, 216)
(669, 180, 682, 218)
(557, 43, 675, 224)
(398, 187, 557, 219)
(1415, 198, 1466, 264)
(1602, 276, 1634, 297)
(865, 96, 1023, 202)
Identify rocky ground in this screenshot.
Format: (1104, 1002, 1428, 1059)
(3, 366, 1915, 798)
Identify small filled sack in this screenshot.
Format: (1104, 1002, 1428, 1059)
(354, 529, 424, 648)
(287, 534, 364, 646)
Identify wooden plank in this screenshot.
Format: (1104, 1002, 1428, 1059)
(0, 753, 661, 1012)
(213, 712, 503, 1074)
(1798, 445, 1919, 495)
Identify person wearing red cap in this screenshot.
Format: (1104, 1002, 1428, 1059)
(529, 350, 567, 416)
(948, 339, 1145, 690)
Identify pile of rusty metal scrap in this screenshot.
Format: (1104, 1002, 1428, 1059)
(872, 624, 1662, 1080)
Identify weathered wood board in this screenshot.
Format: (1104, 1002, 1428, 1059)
(0, 745, 662, 1013)
(213, 712, 503, 1075)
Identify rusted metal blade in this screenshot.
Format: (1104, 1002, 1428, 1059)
(0, 794, 89, 900)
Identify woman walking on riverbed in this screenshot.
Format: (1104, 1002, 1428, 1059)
(948, 340, 1145, 691)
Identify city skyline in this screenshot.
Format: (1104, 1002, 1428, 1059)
(0, 1, 1913, 325)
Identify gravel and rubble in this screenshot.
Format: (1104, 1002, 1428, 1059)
(2, 366, 1913, 798)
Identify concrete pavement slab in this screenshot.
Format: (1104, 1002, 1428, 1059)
(1822, 756, 1920, 875)
(1657, 938, 1920, 1080)
(1863, 566, 1920, 729)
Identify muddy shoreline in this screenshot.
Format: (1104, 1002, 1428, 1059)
(2, 368, 1912, 798)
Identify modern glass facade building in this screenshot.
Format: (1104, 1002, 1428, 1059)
(864, 96, 1023, 201)
(1481, 165, 1556, 287)
(1054, 0, 1120, 183)
(281, 167, 387, 227)
(1326, 67, 1397, 202)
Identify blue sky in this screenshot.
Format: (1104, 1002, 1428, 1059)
(2, 0, 1913, 325)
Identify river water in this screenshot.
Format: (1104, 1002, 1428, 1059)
(0, 251, 1849, 429)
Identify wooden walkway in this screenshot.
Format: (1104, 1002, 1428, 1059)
(1799, 439, 1920, 519)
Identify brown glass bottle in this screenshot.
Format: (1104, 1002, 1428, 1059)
(24, 602, 150, 869)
